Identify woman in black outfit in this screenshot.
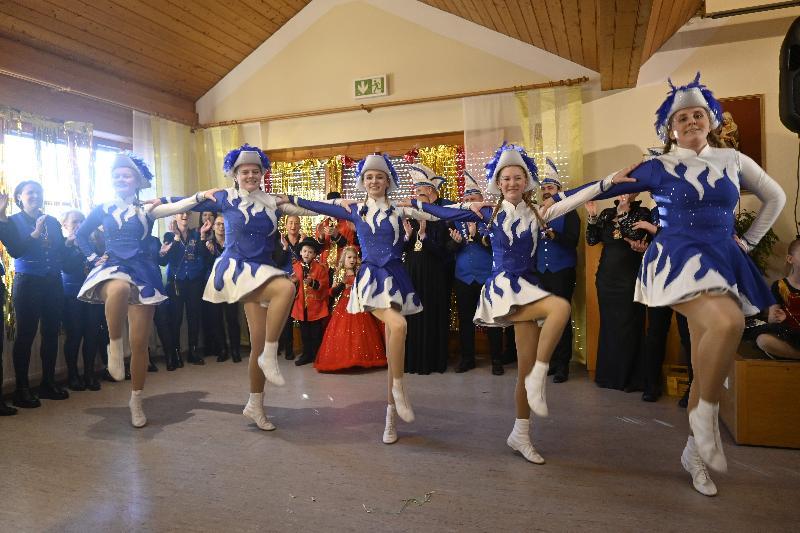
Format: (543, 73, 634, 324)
(586, 193, 650, 391)
(61, 210, 104, 391)
(0, 182, 68, 407)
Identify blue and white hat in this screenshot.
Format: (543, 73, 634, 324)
(462, 170, 482, 197)
(540, 158, 561, 188)
(223, 144, 270, 178)
(655, 73, 723, 142)
(112, 151, 153, 189)
(355, 154, 399, 193)
(484, 143, 539, 195)
(408, 164, 436, 189)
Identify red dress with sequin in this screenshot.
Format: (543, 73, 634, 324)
(314, 273, 386, 372)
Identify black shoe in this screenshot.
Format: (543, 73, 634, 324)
(642, 391, 660, 403)
(38, 382, 69, 401)
(188, 347, 204, 366)
(678, 389, 690, 408)
(0, 400, 17, 416)
(147, 360, 159, 372)
(84, 375, 101, 391)
(455, 360, 476, 373)
(294, 356, 314, 366)
(175, 348, 184, 368)
(13, 388, 41, 408)
(492, 363, 505, 376)
(231, 350, 242, 363)
(68, 374, 86, 391)
(102, 368, 116, 382)
(553, 370, 569, 384)
(217, 347, 230, 363)
(547, 366, 557, 376)
(124, 364, 131, 381)
(166, 354, 177, 371)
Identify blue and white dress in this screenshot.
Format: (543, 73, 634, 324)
(557, 146, 785, 315)
(412, 177, 615, 326)
(76, 195, 202, 305)
(163, 188, 315, 304)
(288, 196, 435, 315)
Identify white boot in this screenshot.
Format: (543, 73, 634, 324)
(524, 361, 549, 417)
(681, 436, 718, 496)
(243, 393, 276, 431)
(108, 338, 125, 382)
(506, 418, 545, 464)
(257, 341, 285, 386)
(391, 378, 415, 423)
(688, 399, 727, 472)
(383, 405, 398, 444)
(129, 390, 147, 428)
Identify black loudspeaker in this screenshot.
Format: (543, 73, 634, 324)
(780, 16, 800, 133)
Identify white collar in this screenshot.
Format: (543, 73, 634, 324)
(365, 196, 390, 209)
(670, 144, 712, 158)
(500, 198, 527, 212)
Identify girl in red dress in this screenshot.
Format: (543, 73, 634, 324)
(315, 246, 386, 372)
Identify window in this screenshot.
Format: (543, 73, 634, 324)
(2, 132, 122, 219)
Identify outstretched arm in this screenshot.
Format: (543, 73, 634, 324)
(148, 192, 215, 219)
(409, 199, 487, 223)
(543, 176, 615, 222)
(554, 161, 657, 203)
(286, 195, 354, 221)
(738, 152, 786, 251)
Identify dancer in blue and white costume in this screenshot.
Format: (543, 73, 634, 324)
(162, 144, 317, 432)
(75, 153, 217, 427)
(278, 154, 437, 445)
(408, 144, 633, 464)
(554, 74, 785, 495)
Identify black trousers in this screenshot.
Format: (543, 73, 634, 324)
(0, 299, 5, 393)
(62, 297, 103, 378)
(279, 316, 295, 358)
(154, 303, 176, 359)
(537, 268, 576, 373)
(206, 301, 241, 354)
(643, 306, 692, 395)
(12, 272, 63, 388)
(299, 319, 324, 362)
(454, 279, 504, 364)
(168, 277, 204, 348)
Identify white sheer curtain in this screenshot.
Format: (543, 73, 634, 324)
(462, 85, 583, 195)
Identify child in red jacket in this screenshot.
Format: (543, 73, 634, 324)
(291, 237, 329, 366)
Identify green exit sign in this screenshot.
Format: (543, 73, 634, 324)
(354, 75, 388, 99)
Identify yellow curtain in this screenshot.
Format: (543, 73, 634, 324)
(194, 125, 243, 191)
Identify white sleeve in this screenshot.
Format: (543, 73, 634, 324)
(738, 152, 786, 248)
(544, 177, 614, 222)
(279, 203, 320, 217)
(397, 205, 439, 221)
(147, 194, 202, 219)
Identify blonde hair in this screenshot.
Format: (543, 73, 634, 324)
(338, 245, 361, 270)
(60, 209, 85, 225)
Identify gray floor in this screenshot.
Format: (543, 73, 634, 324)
(1, 358, 798, 532)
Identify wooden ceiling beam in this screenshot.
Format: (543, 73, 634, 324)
(561, 0, 584, 65)
(20, 0, 224, 86)
(0, 36, 197, 125)
(578, 0, 598, 71)
(544, 0, 571, 58)
(137, 0, 252, 57)
(516, 0, 546, 49)
(43, 0, 236, 76)
(532, 1, 558, 53)
(0, 11, 203, 100)
(610, 0, 639, 89)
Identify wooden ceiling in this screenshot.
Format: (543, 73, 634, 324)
(0, 0, 309, 125)
(0, 0, 702, 127)
(420, 0, 703, 90)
